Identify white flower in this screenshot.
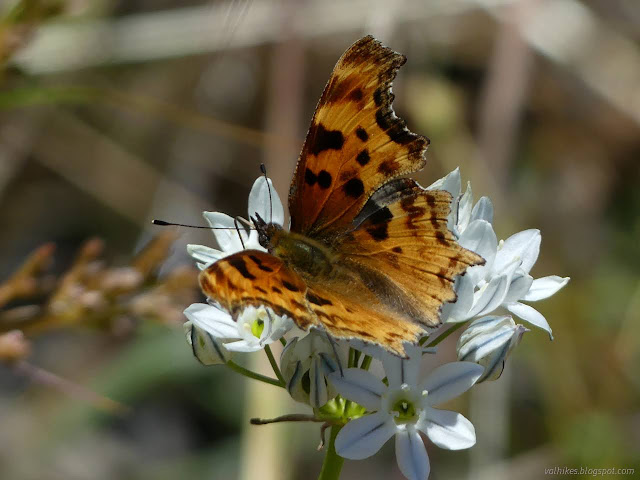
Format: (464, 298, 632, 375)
(430, 169, 569, 339)
(187, 176, 284, 269)
(427, 167, 493, 237)
(456, 315, 528, 382)
(184, 302, 293, 359)
(280, 331, 342, 407)
(329, 345, 483, 480)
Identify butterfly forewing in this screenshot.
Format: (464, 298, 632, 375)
(289, 35, 428, 238)
(199, 250, 316, 329)
(200, 250, 423, 356)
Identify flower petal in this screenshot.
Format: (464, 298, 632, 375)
(493, 229, 540, 275)
(223, 339, 264, 353)
(203, 211, 248, 253)
(420, 362, 484, 406)
(382, 344, 422, 388)
(428, 168, 461, 231)
(466, 272, 509, 318)
(471, 196, 494, 224)
(183, 303, 238, 339)
(502, 270, 534, 304)
(523, 276, 570, 302)
(186, 244, 223, 269)
(309, 355, 330, 407)
(335, 411, 396, 460)
(248, 176, 284, 226)
(419, 408, 476, 450)
(457, 182, 473, 232)
(506, 302, 553, 339)
(427, 167, 461, 198)
(458, 219, 497, 285)
(329, 368, 386, 410)
(395, 427, 430, 480)
(444, 275, 475, 322)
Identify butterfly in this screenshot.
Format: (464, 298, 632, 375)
(199, 36, 484, 357)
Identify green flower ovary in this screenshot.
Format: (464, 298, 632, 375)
(251, 318, 265, 338)
(391, 398, 418, 424)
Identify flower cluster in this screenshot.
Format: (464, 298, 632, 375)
(182, 170, 568, 480)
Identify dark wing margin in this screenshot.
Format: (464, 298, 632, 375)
(288, 35, 429, 239)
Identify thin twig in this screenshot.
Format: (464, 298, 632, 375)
(250, 414, 328, 425)
(13, 360, 130, 415)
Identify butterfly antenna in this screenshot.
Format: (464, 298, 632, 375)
(260, 163, 273, 223)
(152, 219, 254, 230)
(325, 331, 344, 378)
(233, 216, 246, 250)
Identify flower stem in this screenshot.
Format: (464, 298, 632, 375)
(226, 360, 283, 387)
(347, 347, 355, 368)
(360, 355, 372, 370)
(423, 321, 467, 349)
(264, 345, 286, 385)
(318, 424, 344, 480)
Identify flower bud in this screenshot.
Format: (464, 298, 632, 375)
(185, 320, 231, 365)
(280, 331, 341, 407)
(456, 315, 528, 382)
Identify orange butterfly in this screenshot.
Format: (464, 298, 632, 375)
(199, 36, 484, 357)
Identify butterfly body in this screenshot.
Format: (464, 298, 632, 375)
(255, 216, 336, 278)
(200, 36, 485, 356)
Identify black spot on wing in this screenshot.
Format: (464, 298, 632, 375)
(343, 178, 365, 198)
(356, 150, 370, 166)
(368, 206, 393, 225)
(392, 246, 403, 253)
(282, 280, 300, 292)
(348, 88, 364, 102)
(317, 170, 332, 189)
(306, 292, 333, 306)
(356, 127, 368, 142)
(307, 123, 345, 156)
(378, 159, 399, 176)
(366, 223, 389, 241)
(227, 257, 256, 280)
(305, 168, 317, 186)
(373, 87, 384, 107)
(248, 254, 274, 272)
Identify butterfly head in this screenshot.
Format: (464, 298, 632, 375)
(252, 213, 282, 252)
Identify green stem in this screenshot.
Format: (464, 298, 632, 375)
(318, 424, 345, 480)
(352, 350, 361, 367)
(360, 355, 372, 370)
(422, 321, 467, 349)
(347, 347, 355, 368)
(226, 360, 283, 387)
(264, 345, 286, 385)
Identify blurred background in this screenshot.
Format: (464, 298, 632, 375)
(1, 0, 639, 479)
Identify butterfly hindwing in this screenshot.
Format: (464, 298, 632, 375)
(339, 184, 485, 327)
(289, 35, 428, 238)
(200, 250, 423, 356)
(303, 283, 424, 357)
